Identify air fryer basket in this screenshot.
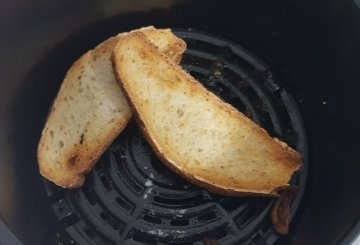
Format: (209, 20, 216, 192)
(41, 29, 308, 245)
(1, 0, 360, 245)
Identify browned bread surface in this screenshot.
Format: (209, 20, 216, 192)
(113, 32, 302, 196)
(38, 27, 186, 188)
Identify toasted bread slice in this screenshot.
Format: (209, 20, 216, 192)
(113, 32, 302, 196)
(38, 27, 186, 188)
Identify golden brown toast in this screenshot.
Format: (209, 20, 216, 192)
(113, 32, 302, 196)
(38, 27, 186, 188)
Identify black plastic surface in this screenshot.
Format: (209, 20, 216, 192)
(1, 0, 360, 244)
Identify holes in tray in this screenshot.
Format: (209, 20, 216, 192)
(185, 39, 219, 55)
(115, 196, 134, 213)
(285, 130, 299, 148)
(198, 210, 218, 223)
(204, 79, 235, 101)
(132, 232, 157, 245)
(143, 214, 162, 224)
(226, 97, 249, 116)
(100, 212, 108, 220)
(201, 226, 229, 241)
(47, 189, 64, 203)
(217, 46, 233, 59)
(150, 153, 171, 175)
(153, 194, 205, 207)
(84, 226, 96, 239)
(272, 91, 301, 148)
(201, 226, 228, 244)
(101, 176, 112, 191)
(242, 206, 258, 223)
(100, 211, 125, 232)
(114, 150, 143, 193)
(252, 99, 276, 136)
(81, 185, 96, 205)
(60, 213, 80, 227)
(260, 218, 273, 235)
(111, 221, 124, 232)
(222, 66, 248, 86)
(214, 228, 228, 240)
(188, 69, 208, 81)
(112, 222, 123, 232)
(182, 51, 214, 69)
(217, 197, 248, 212)
(170, 219, 190, 227)
(239, 84, 264, 111)
(234, 206, 258, 227)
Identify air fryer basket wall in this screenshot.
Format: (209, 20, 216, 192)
(1, 0, 360, 244)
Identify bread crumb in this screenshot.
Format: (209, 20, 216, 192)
(145, 179, 153, 187)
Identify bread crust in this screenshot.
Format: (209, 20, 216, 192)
(113, 32, 302, 196)
(38, 27, 186, 188)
